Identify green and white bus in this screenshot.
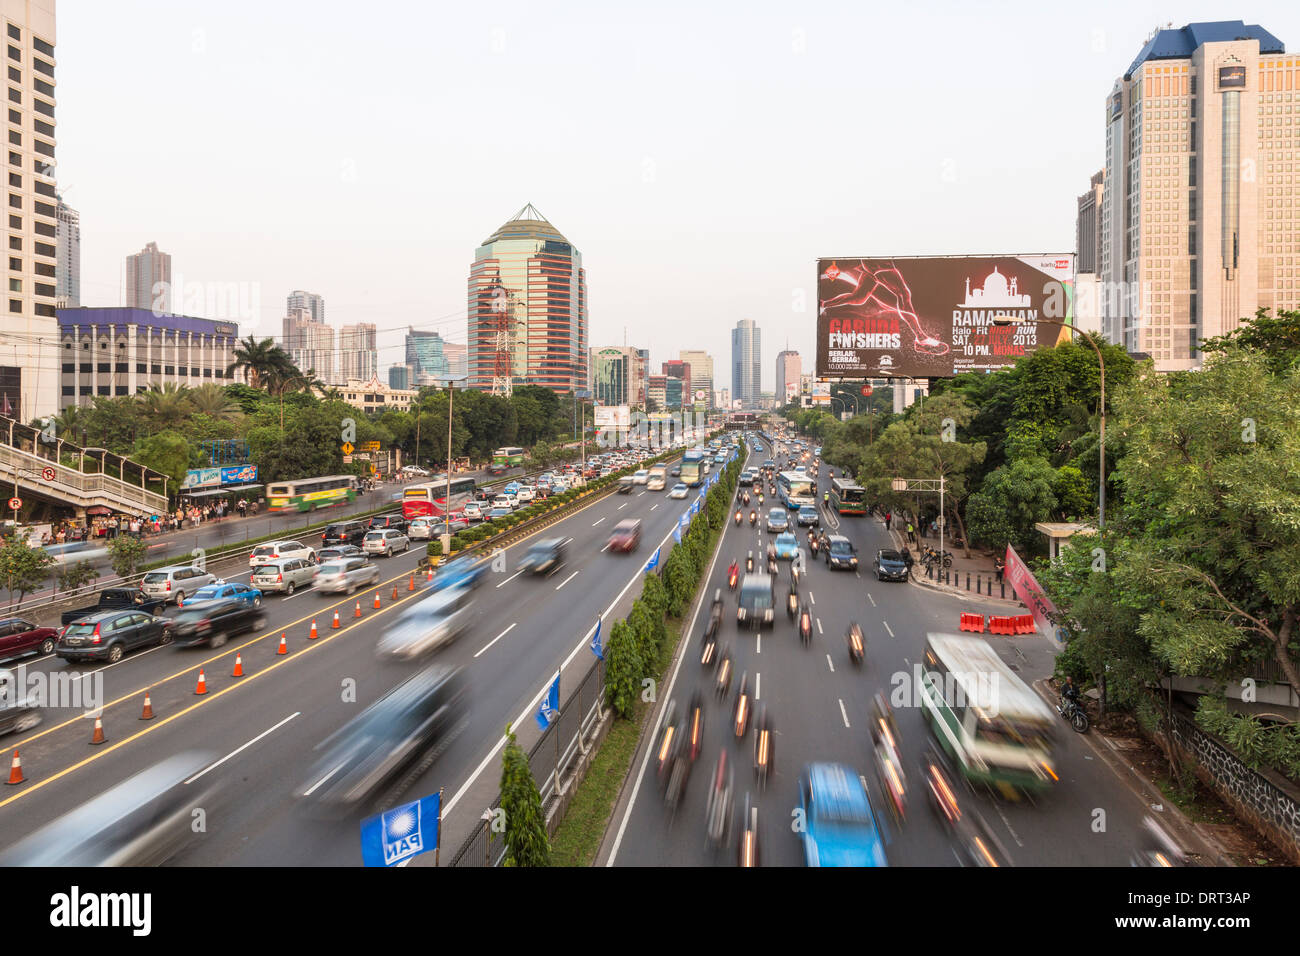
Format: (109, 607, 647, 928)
(492, 446, 525, 468)
(919, 633, 1058, 798)
(829, 477, 867, 515)
(266, 475, 359, 513)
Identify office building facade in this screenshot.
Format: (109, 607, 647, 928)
(1101, 20, 1299, 371)
(126, 241, 171, 313)
(282, 308, 334, 382)
(731, 318, 761, 407)
(592, 346, 632, 406)
(388, 364, 410, 390)
(286, 290, 325, 325)
(443, 342, 467, 384)
(661, 360, 691, 405)
(678, 350, 712, 408)
(56, 195, 78, 308)
(775, 349, 801, 404)
(337, 323, 377, 384)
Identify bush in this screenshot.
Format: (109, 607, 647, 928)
(427, 540, 442, 557)
(499, 726, 550, 867)
(604, 620, 642, 719)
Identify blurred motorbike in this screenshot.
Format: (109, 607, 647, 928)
(749, 510, 757, 526)
(738, 793, 759, 867)
(786, 583, 799, 620)
(798, 604, 813, 646)
(920, 747, 1009, 866)
(1131, 815, 1188, 867)
(846, 621, 865, 666)
(809, 535, 820, 557)
(727, 561, 739, 590)
(714, 645, 733, 699)
(705, 750, 735, 851)
(734, 509, 742, 526)
(733, 672, 751, 741)
(753, 704, 773, 790)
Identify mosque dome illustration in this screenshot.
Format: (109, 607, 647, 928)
(962, 267, 1031, 308)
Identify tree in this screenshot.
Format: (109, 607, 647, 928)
(188, 383, 240, 421)
(498, 725, 550, 867)
(56, 560, 100, 595)
(107, 534, 149, 580)
(1201, 307, 1300, 376)
(139, 383, 193, 430)
(133, 431, 197, 490)
(604, 619, 641, 718)
(0, 535, 53, 606)
(965, 456, 1057, 555)
(226, 335, 287, 389)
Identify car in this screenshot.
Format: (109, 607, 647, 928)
(294, 664, 467, 811)
(550, 479, 570, 493)
(736, 572, 775, 630)
(315, 557, 382, 595)
(376, 588, 475, 660)
(487, 506, 511, 520)
(766, 508, 789, 533)
(55, 609, 170, 664)
(186, 582, 263, 610)
(616, 477, 635, 495)
(796, 506, 820, 527)
(668, 482, 689, 499)
(42, 541, 109, 567)
(321, 521, 367, 548)
(516, 486, 536, 504)
(737, 470, 756, 487)
(60, 587, 171, 627)
(491, 494, 513, 512)
(366, 514, 408, 533)
(363, 529, 410, 557)
(794, 465, 807, 474)
(608, 519, 642, 553)
(825, 535, 859, 570)
(670, 465, 681, 477)
(503, 481, 522, 496)
(140, 565, 220, 606)
(0, 667, 41, 734)
(0, 618, 60, 662)
(251, 557, 319, 595)
(798, 762, 888, 867)
(462, 501, 484, 521)
(408, 517, 434, 540)
(774, 532, 800, 560)
(519, 538, 565, 575)
(632, 469, 649, 485)
(168, 599, 264, 649)
(400, 466, 430, 478)
(249, 540, 316, 569)
(872, 549, 909, 581)
(432, 554, 486, 592)
(318, 544, 366, 562)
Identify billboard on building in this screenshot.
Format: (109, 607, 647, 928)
(594, 405, 630, 430)
(811, 381, 831, 405)
(816, 256, 1075, 379)
(181, 468, 222, 489)
(221, 465, 258, 484)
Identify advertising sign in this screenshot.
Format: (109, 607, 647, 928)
(816, 256, 1075, 379)
(1003, 545, 1061, 643)
(1218, 65, 1246, 89)
(181, 468, 222, 490)
(220, 465, 258, 484)
(594, 405, 630, 430)
(811, 381, 831, 405)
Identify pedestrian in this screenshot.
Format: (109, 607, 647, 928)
(994, 557, 1005, 582)
(884, 511, 892, 531)
(902, 548, 914, 576)
(906, 521, 915, 544)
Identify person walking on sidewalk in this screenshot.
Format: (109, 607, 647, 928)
(884, 511, 892, 531)
(906, 521, 915, 544)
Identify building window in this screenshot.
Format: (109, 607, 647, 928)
(33, 118, 52, 136)
(33, 241, 53, 256)
(31, 58, 52, 78)
(6, 131, 18, 146)
(4, 68, 14, 83)
(6, 277, 16, 291)
(32, 138, 52, 157)
(6, 237, 16, 251)
(32, 38, 52, 58)
(32, 99, 51, 118)
(60, 385, 72, 396)
(6, 214, 17, 228)
(115, 386, 128, 396)
(96, 386, 109, 396)
(61, 363, 72, 373)
(6, 109, 16, 125)
(34, 261, 52, 277)
(203, 368, 212, 378)
(6, 88, 16, 104)
(96, 363, 109, 373)
(151, 365, 161, 374)
(79, 386, 90, 395)
(79, 362, 89, 372)
(136, 363, 145, 373)
(6, 45, 19, 62)
(164, 366, 174, 374)
(7, 298, 18, 312)
(5, 152, 15, 167)
(5, 26, 19, 40)
(33, 78, 52, 97)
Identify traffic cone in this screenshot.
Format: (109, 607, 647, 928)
(373, 591, 381, 610)
(331, 611, 340, 629)
(277, 633, 288, 655)
(309, 619, 319, 640)
(140, 690, 155, 720)
(233, 653, 244, 677)
(195, 669, 207, 695)
(426, 567, 434, 582)
(354, 600, 362, 618)
(90, 715, 106, 745)
(5, 750, 23, 785)
(408, 573, 416, 592)
(392, 584, 399, 600)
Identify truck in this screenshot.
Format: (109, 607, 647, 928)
(61, 588, 171, 628)
(680, 449, 705, 487)
(647, 464, 668, 491)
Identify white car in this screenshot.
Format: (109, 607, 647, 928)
(401, 467, 429, 478)
(462, 501, 483, 521)
(551, 479, 570, 493)
(668, 483, 689, 499)
(632, 470, 649, 485)
(491, 494, 512, 511)
(249, 540, 316, 568)
(516, 486, 535, 503)
(408, 517, 433, 540)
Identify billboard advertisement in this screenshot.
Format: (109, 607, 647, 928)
(811, 381, 831, 405)
(181, 468, 222, 490)
(221, 465, 258, 484)
(816, 256, 1075, 379)
(593, 405, 630, 430)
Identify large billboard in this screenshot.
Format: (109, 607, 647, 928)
(816, 255, 1075, 379)
(593, 405, 630, 430)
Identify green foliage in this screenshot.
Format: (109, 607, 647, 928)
(1201, 307, 1300, 376)
(56, 560, 100, 595)
(0, 535, 53, 604)
(132, 431, 198, 490)
(965, 456, 1057, 554)
(1051, 465, 1092, 520)
(107, 534, 149, 580)
(603, 619, 642, 718)
(498, 726, 551, 867)
(1196, 696, 1300, 780)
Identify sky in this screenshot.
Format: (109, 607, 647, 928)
(56, 0, 1300, 392)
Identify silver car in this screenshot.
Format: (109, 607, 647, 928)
(139, 565, 219, 606)
(363, 529, 410, 557)
(250, 556, 318, 595)
(314, 557, 381, 595)
(376, 587, 473, 660)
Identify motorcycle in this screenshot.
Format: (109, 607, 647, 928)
(733, 672, 751, 741)
(687, 693, 706, 764)
(734, 509, 742, 527)
(745, 551, 754, 573)
(786, 585, 799, 620)
(791, 564, 801, 588)
(846, 622, 865, 666)
(738, 793, 759, 867)
(921, 747, 1008, 867)
(874, 737, 907, 824)
(705, 589, 724, 640)
(700, 631, 718, 668)
(714, 646, 733, 700)
(727, 562, 739, 591)
(655, 700, 682, 791)
(753, 705, 773, 790)
(1057, 694, 1090, 733)
(798, 604, 813, 646)
(705, 750, 735, 850)
(809, 535, 820, 557)
(743, 492, 750, 506)
(757, 493, 764, 506)
(749, 510, 757, 526)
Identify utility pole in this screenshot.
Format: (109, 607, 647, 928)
(442, 381, 454, 556)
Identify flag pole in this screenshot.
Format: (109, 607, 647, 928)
(435, 787, 444, 867)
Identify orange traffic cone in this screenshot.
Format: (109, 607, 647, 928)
(5, 750, 23, 785)
(354, 600, 362, 618)
(90, 715, 106, 745)
(426, 567, 434, 582)
(331, 611, 341, 629)
(140, 690, 155, 720)
(408, 573, 416, 592)
(195, 669, 207, 695)
(373, 592, 381, 609)
(392, 584, 399, 600)
(233, 653, 244, 677)
(277, 633, 288, 655)
(309, 619, 319, 640)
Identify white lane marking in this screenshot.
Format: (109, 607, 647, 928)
(555, 570, 580, 591)
(475, 622, 517, 658)
(563, 537, 574, 546)
(809, 592, 815, 605)
(592, 517, 606, 526)
(756, 633, 761, 655)
(185, 712, 301, 784)
(617, 503, 628, 510)
(816, 618, 823, 635)
(755, 672, 761, 701)
(302, 759, 347, 797)
(600, 543, 610, 553)
(838, 699, 851, 728)
(650, 504, 658, 511)
(995, 803, 1026, 847)
(496, 569, 523, 588)
(826, 654, 835, 673)
(883, 621, 895, 638)
(867, 593, 876, 607)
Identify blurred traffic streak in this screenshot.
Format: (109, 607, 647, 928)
(294, 664, 467, 815)
(1131, 815, 1188, 867)
(919, 747, 1012, 867)
(375, 587, 474, 660)
(0, 751, 221, 866)
(738, 793, 759, 867)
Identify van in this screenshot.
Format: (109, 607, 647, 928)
(321, 521, 367, 548)
(139, 565, 219, 606)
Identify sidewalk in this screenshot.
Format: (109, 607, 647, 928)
(881, 521, 1022, 606)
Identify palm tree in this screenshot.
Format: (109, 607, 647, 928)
(188, 382, 239, 421)
(140, 383, 192, 430)
(226, 336, 288, 389)
(52, 404, 83, 438)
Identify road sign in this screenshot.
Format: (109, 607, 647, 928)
(342, 455, 353, 464)
(362, 441, 381, 451)
(861, 385, 873, 397)
(8, 497, 20, 510)
(341, 442, 355, 455)
(41, 467, 55, 481)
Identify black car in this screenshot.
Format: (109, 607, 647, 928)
(321, 521, 368, 547)
(294, 664, 467, 812)
(168, 599, 265, 649)
(367, 514, 408, 533)
(736, 573, 775, 630)
(519, 538, 565, 575)
(873, 549, 909, 581)
(825, 535, 859, 571)
(56, 610, 170, 663)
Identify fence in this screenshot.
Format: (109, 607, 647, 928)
(918, 561, 1009, 599)
(447, 651, 607, 867)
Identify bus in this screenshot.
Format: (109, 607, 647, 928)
(829, 477, 867, 515)
(680, 449, 705, 487)
(919, 633, 1058, 797)
(776, 470, 815, 510)
(266, 475, 359, 512)
(492, 447, 525, 469)
(403, 477, 478, 519)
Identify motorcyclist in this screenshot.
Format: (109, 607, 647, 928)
(823, 490, 829, 505)
(727, 558, 739, 586)
(1062, 676, 1081, 707)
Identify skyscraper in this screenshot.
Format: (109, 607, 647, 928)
(678, 350, 713, 407)
(1075, 171, 1105, 335)
(1101, 20, 1298, 371)
(337, 323, 378, 384)
(282, 308, 334, 382)
(775, 350, 801, 405)
(661, 360, 691, 404)
(592, 347, 632, 406)
(406, 328, 449, 385)
(731, 319, 761, 408)
(443, 343, 468, 384)
(467, 204, 588, 393)
(286, 290, 325, 325)
(126, 241, 172, 313)
(56, 197, 80, 308)
(388, 365, 410, 390)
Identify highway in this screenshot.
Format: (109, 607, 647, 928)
(604, 436, 1162, 866)
(0, 450, 712, 865)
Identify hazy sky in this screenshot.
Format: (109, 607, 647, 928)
(57, 1, 1299, 391)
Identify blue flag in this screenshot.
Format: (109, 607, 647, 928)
(673, 521, 682, 543)
(589, 617, 604, 660)
(536, 672, 561, 730)
(645, 546, 661, 572)
(360, 791, 441, 867)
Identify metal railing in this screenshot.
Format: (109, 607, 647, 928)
(0, 443, 166, 515)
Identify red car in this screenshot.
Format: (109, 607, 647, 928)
(0, 618, 60, 662)
(608, 519, 643, 553)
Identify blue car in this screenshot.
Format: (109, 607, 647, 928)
(187, 582, 263, 609)
(504, 481, 522, 496)
(433, 555, 485, 592)
(798, 762, 888, 867)
(774, 532, 800, 560)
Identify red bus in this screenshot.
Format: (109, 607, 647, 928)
(402, 477, 477, 519)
